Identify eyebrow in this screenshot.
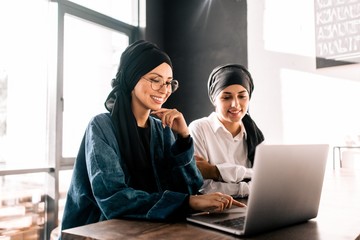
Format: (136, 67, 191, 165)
(148, 72, 173, 80)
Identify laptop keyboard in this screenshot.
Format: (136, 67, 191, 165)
(214, 216, 245, 229)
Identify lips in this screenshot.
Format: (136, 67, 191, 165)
(151, 95, 164, 104)
(229, 109, 242, 114)
(228, 109, 242, 118)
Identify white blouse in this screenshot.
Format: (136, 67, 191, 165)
(188, 112, 252, 197)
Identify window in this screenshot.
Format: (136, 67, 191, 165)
(0, 0, 49, 167)
(62, 14, 129, 158)
(69, 0, 139, 25)
(0, 0, 141, 239)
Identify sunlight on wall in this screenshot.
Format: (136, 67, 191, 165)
(263, 0, 315, 57)
(281, 68, 360, 145)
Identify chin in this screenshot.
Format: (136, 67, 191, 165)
(228, 116, 242, 122)
(150, 105, 162, 111)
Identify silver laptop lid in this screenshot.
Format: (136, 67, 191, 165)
(244, 144, 329, 235)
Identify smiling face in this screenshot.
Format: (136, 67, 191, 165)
(214, 84, 250, 129)
(131, 62, 173, 113)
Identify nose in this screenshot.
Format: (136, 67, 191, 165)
(231, 98, 240, 107)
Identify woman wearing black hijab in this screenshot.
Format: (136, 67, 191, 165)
(60, 41, 245, 232)
(189, 64, 265, 198)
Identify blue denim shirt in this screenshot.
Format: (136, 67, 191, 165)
(60, 113, 203, 232)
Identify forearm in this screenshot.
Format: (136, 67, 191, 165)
(198, 163, 221, 181)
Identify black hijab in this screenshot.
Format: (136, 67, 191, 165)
(207, 64, 264, 164)
(104, 40, 172, 191)
(208, 63, 254, 104)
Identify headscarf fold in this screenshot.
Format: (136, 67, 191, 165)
(207, 64, 254, 105)
(104, 40, 172, 191)
(243, 114, 265, 165)
(207, 63, 264, 164)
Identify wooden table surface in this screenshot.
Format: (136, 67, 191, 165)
(62, 169, 360, 240)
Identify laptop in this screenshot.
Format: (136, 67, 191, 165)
(187, 143, 329, 236)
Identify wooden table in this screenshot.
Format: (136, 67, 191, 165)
(62, 169, 360, 240)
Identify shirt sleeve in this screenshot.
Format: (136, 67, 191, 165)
(201, 179, 250, 198)
(188, 121, 210, 161)
(172, 134, 192, 155)
(216, 163, 253, 183)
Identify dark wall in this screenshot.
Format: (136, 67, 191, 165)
(142, 0, 164, 48)
(146, 0, 248, 123)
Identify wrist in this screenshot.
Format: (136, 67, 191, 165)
(178, 132, 190, 138)
(213, 166, 222, 181)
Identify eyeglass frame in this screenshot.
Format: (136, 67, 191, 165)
(141, 76, 179, 93)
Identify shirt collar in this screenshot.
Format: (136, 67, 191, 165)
(208, 112, 247, 140)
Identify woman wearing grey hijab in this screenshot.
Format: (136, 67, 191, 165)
(189, 63, 264, 198)
(60, 41, 245, 233)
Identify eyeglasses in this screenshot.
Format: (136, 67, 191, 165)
(142, 76, 179, 93)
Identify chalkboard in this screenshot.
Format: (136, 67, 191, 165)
(314, 0, 360, 68)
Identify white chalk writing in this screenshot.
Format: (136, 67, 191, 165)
(315, 0, 360, 60)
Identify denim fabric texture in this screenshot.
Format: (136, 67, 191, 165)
(60, 113, 203, 232)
